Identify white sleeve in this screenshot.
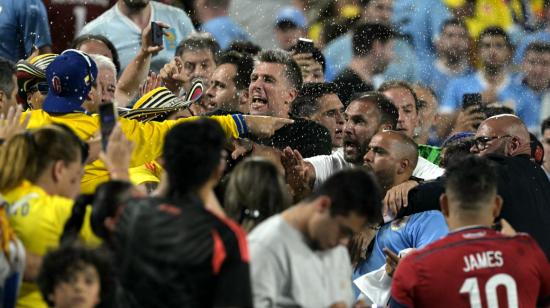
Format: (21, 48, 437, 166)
(412, 156, 445, 180)
(306, 151, 348, 189)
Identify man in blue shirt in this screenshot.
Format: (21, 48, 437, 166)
(420, 19, 473, 101)
(507, 42, 550, 134)
(514, 1, 550, 65)
(79, 0, 195, 73)
(194, 0, 251, 49)
(354, 130, 448, 297)
(323, 0, 418, 84)
(0, 0, 52, 62)
(441, 27, 517, 116)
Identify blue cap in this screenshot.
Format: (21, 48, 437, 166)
(43, 49, 98, 113)
(275, 6, 307, 29)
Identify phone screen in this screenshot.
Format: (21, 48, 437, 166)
(462, 93, 482, 110)
(151, 22, 163, 47)
(99, 103, 117, 151)
(296, 38, 314, 54)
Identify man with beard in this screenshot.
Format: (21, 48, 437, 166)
(419, 19, 473, 101)
(283, 92, 443, 201)
(79, 0, 195, 72)
(397, 115, 550, 260)
(441, 27, 517, 129)
(353, 131, 447, 300)
(333, 23, 394, 106)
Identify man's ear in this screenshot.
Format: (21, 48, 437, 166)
(238, 89, 249, 105)
(440, 193, 450, 218)
(286, 88, 298, 105)
(397, 159, 410, 175)
(507, 137, 520, 155)
(314, 195, 331, 213)
(492, 194, 503, 218)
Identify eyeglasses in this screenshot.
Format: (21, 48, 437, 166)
(473, 135, 511, 151)
(29, 82, 49, 95)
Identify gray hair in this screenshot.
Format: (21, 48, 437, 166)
(89, 54, 116, 77)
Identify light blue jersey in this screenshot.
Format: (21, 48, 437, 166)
(440, 71, 520, 114)
(419, 60, 474, 101)
(352, 210, 448, 297)
(507, 74, 546, 133)
(513, 30, 550, 65)
(0, 0, 52, 62)
(322, 33, 418, 83)
(200, 16, 250, 49)
(79, 1, 195, 72)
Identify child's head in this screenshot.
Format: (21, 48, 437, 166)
(37, 245, 112, 308)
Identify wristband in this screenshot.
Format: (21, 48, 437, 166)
(232, 114, 248, 136)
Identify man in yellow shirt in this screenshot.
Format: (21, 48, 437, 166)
(25, 49, 291, 193)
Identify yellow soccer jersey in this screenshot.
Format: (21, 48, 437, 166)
(4, 181, 100, 308)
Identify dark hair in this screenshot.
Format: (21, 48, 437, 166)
(256, 49, 303, 90)
(288, 43, 326, 73)
(378, 80, 421, 112)
(478, 26, 512, 49)
(163, 118, 225, 199)
(226, 40, 262, 56)
(440, 135, 475, 168)
(217, 51, 254, 90)
(0, 57, 16, 99)
(525, 41, 550, 55)
(175, 33, 221, 62)
(352, 23, 394, 57)
(308, 168, 383, 225)
(541, 117, 550, 135)
(224, 158, 291, 231)
(60, 181, 134, 246)
(440, 18, 468, 34)
(291, 82, 338, 118)
(37, 244, 113, 307)
(71, 34, 121, 75)
(350, 91, 399, 129)
(205, 0, 230, 9)
(445, 155, 498, 208)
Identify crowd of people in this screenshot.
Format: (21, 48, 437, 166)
(0, 0, 550, 307)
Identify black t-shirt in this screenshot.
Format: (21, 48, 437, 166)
(114, 196, 252, 307)
(398, 154, 550, 260)
(333, 68, 373, 106)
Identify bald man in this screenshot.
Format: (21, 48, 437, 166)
(364, 131, 418, 192)
(471, 114, 531, 157)
(352, 131, 448, 300)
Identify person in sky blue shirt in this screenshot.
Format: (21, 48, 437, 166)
(0, 0, 52, 62)
(323, 0, 418, 83)
(513, 2, 550, 65)
(195, 0, 251, 49)
(392, 0, 450, 72)
(355, 130, 448, 297)
(79, 0, 195, 73)
(420, 19, 474, 101)
(441, 27, 517, 115)
(507, 42, 550, 134)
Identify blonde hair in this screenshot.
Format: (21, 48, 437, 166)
(224, 157, 291, 232)
(0, 125, 83, 192)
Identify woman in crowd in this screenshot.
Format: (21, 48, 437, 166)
(0, 124, 99, 308)
(224, 157, 291, 232)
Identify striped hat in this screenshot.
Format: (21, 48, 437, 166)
(16, 53, 58, 102)
(119, 87, 191, 122)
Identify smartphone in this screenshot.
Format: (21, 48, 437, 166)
(295, 38, 315, 54)
(151, 22, 164, 47)
(99, 102, 117, 151)
(462, 93, 482, 110)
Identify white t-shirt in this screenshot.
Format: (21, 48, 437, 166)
(248, 215, 354, 308)
(306, 148, 444, 188)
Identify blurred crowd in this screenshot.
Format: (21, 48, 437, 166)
(0, 0, 549, 307)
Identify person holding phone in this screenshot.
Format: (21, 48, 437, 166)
(289, 38, 326, 83)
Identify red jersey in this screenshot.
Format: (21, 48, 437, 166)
(44, 0, 117, 53)
(391, 227, 550, 308)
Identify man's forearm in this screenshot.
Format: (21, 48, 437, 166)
(115, 50, 152, 107)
